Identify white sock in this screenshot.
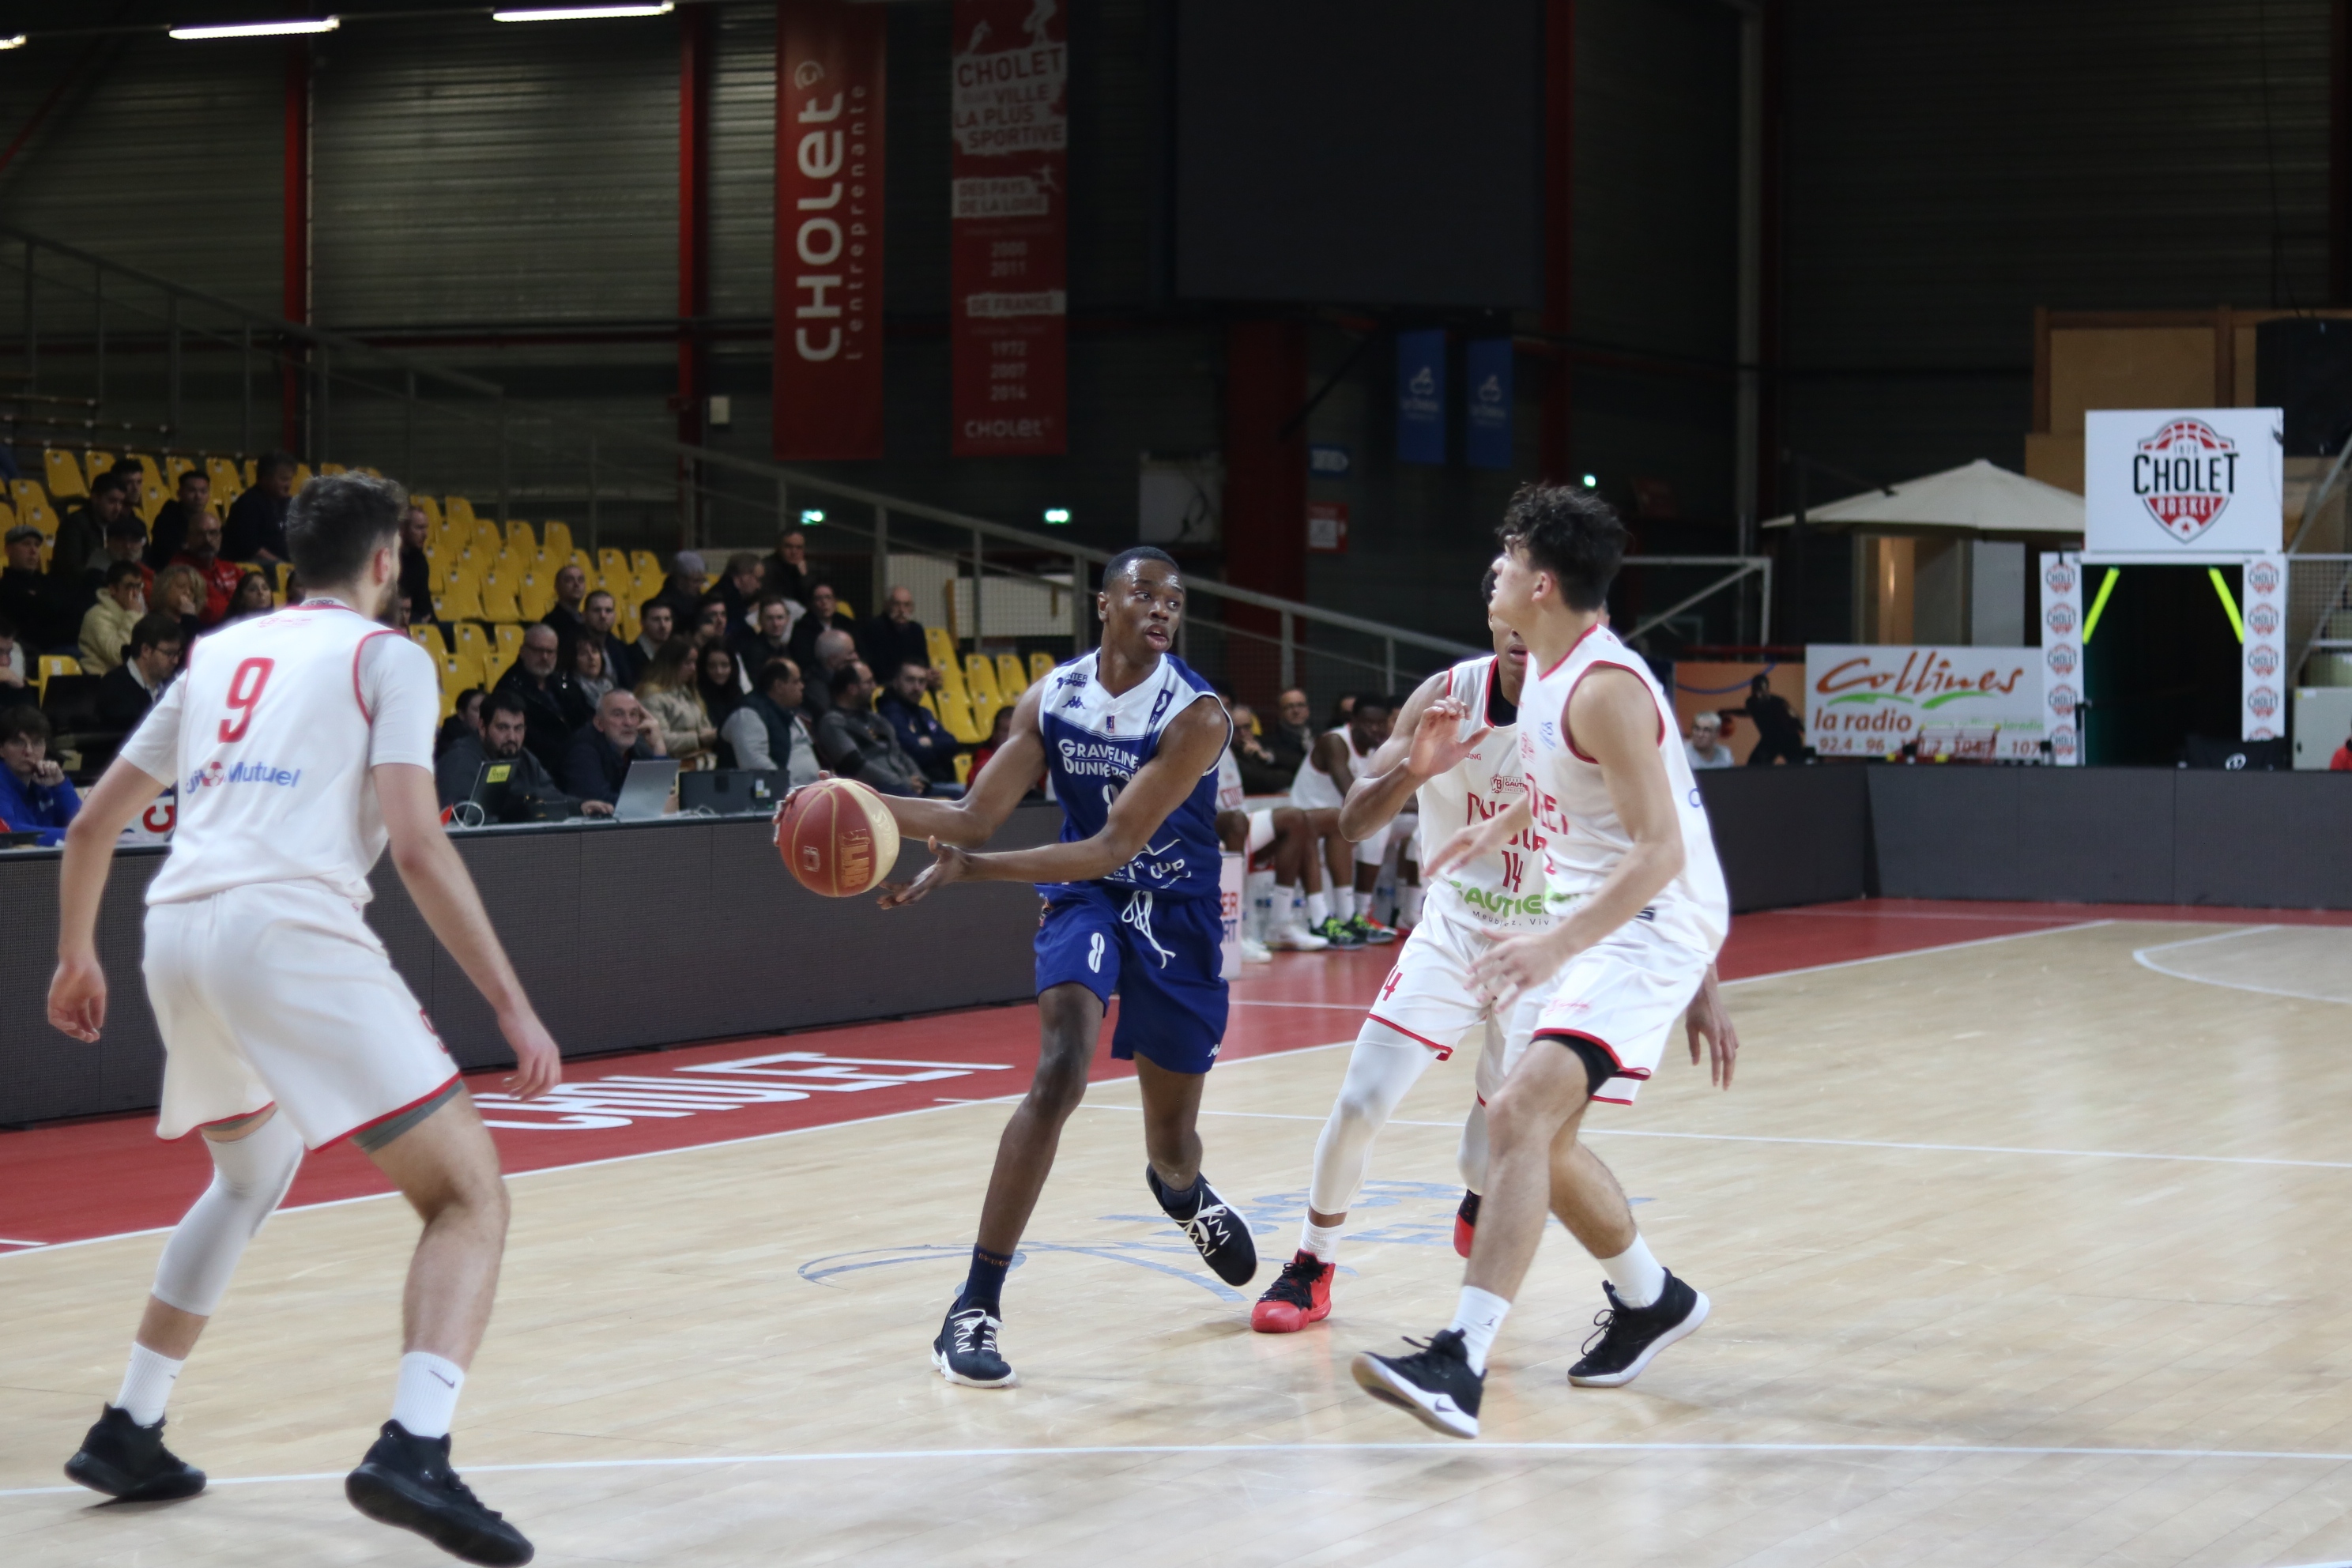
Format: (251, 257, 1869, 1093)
(1449, 1286, 1511, 1375)
(1276, 884, 1301, 928)
(1400, 884, 1424, 925)
(115, 1342, 184, 1426)
(1600, 1234, 1668, 1309)
(390, 1351, 467, 1440)
(1298, 1217, 1343, 1262)
(1305, 891, 1329, 926)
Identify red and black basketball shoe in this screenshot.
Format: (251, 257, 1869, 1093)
(1453, 1191, 1480, 1258)
(1250, 1250, 1333, 1332)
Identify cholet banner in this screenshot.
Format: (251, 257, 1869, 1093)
(2083, 407, 2282, 556)
(1806, 646, 2045, 761)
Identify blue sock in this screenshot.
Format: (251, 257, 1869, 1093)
(1151, 1167, 1204, 1222)
(959, 1246, 1012, 1316)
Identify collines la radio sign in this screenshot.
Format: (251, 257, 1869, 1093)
(2132, 417, 2239, 542)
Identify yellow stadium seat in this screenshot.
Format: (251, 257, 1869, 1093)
(481, 579, 522, 622)
(0, 500, 14, 532)
(206, 458, 244, 503)
(438, 579, 488, 623)
(964, 654, 1003, 710)
(413, 495, 443, 530)
(240, 458, 257, 488)
(955, 752, 973, 786)
(494, 623, 524, 665)
(445, 496, 479, 532)
(290, 464, 314, 492)
(630, 549, 662, 581)
(163, 455, 197, 491)
(995, 654, 1027, 699)
(410, 624, 449, 660)
(934, 654, 971, 704)
(43, 450, 88, 500)
(1028, 650, 1054, 684)
(925, 625, 957, 669)
(541, 521, 572, 560)
(36, 654, 81, 698)
(275, 562, 294, 598)
(10, 481, 55, 536)
(934, 687, 984, 744)
(967, 694, 1001, 743)
(484, 644, 518, 686)
(507, 520, 537, 557)
(441, 650, 484, 699)
(319, 462, 347, 477)
(451, 623, 490, 663)
(597, 548, 630, 587)
(81, 451, 115, 488)
(518, 575, 554, 621)
(128, 455, 167, 522)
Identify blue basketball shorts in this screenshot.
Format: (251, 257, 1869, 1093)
(1034, 882, 1229, 1076)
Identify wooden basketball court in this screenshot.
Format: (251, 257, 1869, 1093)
(7, 906, 2352, 1566)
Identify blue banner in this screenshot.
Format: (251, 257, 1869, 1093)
(1396, 330, 1446, 465)
(1464, 336, 1513, 469)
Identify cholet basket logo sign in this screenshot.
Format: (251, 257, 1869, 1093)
(2086, 408, 2282, 556)
(2132, 417, 2240, 543)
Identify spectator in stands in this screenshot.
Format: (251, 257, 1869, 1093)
(717, 552, 766, 634)
(564, 688, 668, 805)
(0, 706, 81, 845)
(969, 704, 1045, 798)
(695, 643, 742, 733)
(436, 689, 609, 821)
(2, 526, 63, 650)
(1743, 674, 1807, 766)
(1268, 688, 1315, 779)
(762, 526, 811, 609)
(152, 564, 205, 663)
(78, 560, 148, 673)
(861, 584, 929, 685)
(571, 634, 614, 710)
(650, 549, 707, 628)
(691, 596, 733, 652)
(800, 627, 857, 723)
(1228, 702, 1291, 795)
(97, 612, 182, 728)
(437, 687, 486, 760)
(545, 561, 590, 653)
(581, 589, 636, 687)
(87, 513, 156, 607)
(148, 469, 209, 568)
(0, 614, 26, 692)
(2331, 726, 2352, 771)
(398, 503, 437, 627)
(634, 637, 717, 768)
(170, 511, 243, 627)
(51, 472, 131, 584)
(630, 601, 675, 677)
(222, 450, 295, 567)
(789, 581, 858, 672)
(492, 622, 581, 776)
(876, 662, 959, 789)
(1685, 711, 1734, 770)
(721, 658, 820, 786)
(226, 571, 275, 622)
(730, 592, 793, 680)
(816, 660, 929, 796)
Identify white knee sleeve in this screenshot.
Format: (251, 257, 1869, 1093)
(151, 1112, 303, 1317)
(1457, 1102, 1491, 1194)
(1307, 1024, 1437, 1216)
(1457, 1021, 1510, 1194)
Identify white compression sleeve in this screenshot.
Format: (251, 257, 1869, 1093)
(150, 1111, 303, 1317)
(1306, 1023, 1442, 1217)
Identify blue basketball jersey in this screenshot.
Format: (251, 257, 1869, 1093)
(1038, 650, 1230, 901)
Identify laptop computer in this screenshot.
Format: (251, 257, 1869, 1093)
(679, 769, 779, 816)
(612, 757, 682, 822)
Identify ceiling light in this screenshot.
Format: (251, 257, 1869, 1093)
(1042, 507, 1072, 526)
(1581, 473, 1598, 488)
(798, 508, 825, 526)
(169, 17, 340, 39)
(493, 3, 676, 20)
(0, 36, 26, 50)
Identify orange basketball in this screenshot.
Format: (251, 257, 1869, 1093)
(774, 778, 903, 897)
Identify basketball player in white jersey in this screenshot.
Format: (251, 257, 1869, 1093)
(1253, 577, 1735, 1334)
(1288, 695, 1398, 947)
(47, 474, 560, 1563)
(1352, 482, 1734, 1439)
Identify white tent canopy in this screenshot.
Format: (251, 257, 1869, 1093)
(1762, 458, 2083, 535)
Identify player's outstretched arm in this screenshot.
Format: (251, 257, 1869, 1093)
(1685, 963, 1737, 1088)
(1337, 671, 1487, 843)
(376, 763, 561, 1099)
(47, 759, 168, 1042)
(881, 696, 1227, 906)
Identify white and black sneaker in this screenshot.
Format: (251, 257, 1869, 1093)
(932, 1301, 1018, 1388)
(1351, 1329, 1483, 1438)
(1147, 1166, 1258, 1287)
(1566, 1272, 1710, 1387)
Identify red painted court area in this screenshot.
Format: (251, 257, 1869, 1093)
(3, 898, 2343, 1253)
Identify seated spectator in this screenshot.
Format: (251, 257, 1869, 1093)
(169, 511, 243, 628)
(78, 560, 148, 673)
(1228, 702, 1291, 795)
(221, 450, 294, 567)
(762, 526, 811, 609)
(801, 627, 857, 723)
(1685, 711, 1735, 769)
(435, 689, 609, 821)
(787, 580, 856, 670)
(51, 472, 132, 584)
(544, 561, 590, 654)
(581, 589, 636, 688)
(0, 705, 81, 845)
(571, 633, 614, 710)
(226, 571, 276, 622)
(2, 526, 64, 650)
(437, 687, 487, 759)
(98, 613, 184, 728)
(0, 613, 28, 692)
(876, 662, 960, 788)
(1268, 688, 1316, 779)
(649, 549, 708, 629)
(720, 657, 820, 788)
(695, 642, 743, 735)
(861, 584, 929, 686)
(147, 468, 211, 569)
(563, 688, 668, 805)
(492, 622, 583, 776)
(731, 594, 793, 686)
(398, 503, 437, 627)
(816, 660, 929, 796)
(2331, 726, 2352, 771)
(152, 564, 205, 664)
(634, 636, 718, 768)
(691, 595, 734, 656)
(717, 550, 766, 635)
(60, 513, 156, 630)
(628, 601, 675, 680)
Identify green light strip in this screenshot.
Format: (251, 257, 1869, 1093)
(2207, 567, 2245, 643)
(2080, 567, 2121, 644)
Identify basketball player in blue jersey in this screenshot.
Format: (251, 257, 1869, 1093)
(866, 546, 1256, 1387)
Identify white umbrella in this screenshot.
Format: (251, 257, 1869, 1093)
(1762, 458, 2083, 535)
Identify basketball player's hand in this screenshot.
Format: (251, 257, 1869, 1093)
(1469, 929, 1569, 1009)
(47, 953, 108, 1042)
(1685, 977, 1738, 1089)
(1423, 806, 1524, 882)
(877, 837, 971, 907)
(499, 1010, 562, 1099)
(1406, 697, 1491, 784)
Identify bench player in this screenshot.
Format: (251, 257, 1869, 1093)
(1351, 482, 1735, 1438)
(870, 546, 1255, 1388)
(1288, 695, 1399, 948)
(48, 474, 560, 1563)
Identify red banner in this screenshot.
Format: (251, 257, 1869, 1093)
(773, 0, 887, 461)
(949, 0, 1069, 456)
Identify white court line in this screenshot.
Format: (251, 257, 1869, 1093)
(6, 1438, 2352, 1500)
(1719, 918, 2113, 986)
(2132, 925, 2352, 1006)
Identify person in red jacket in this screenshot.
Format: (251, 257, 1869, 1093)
(2331, 730, 2352, 771)
(167, 511, 243, 628)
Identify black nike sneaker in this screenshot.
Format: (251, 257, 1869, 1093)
(1566, 1272, 1710, 1388)
(346, 1420, 535, 1566)
(1351, 1329, 1483, 1438)
(1147, 1165, 1258, 1286)
(65, 1404, 207, 1502)
(932, 1301, 1018, 1388)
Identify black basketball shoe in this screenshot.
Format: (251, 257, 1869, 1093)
(932, 1301, 1018, 1389)
(1566, 1272, 1710, 1388)
(345, 1420, 535, 1566)
(1351, 1329, 1483, 1438)
(64, 1404, 206, 1502)
(1146, 1165, 1258, 1287)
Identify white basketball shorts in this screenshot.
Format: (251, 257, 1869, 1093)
(1365, 906, 1559, 1063)
(145, 880, 462, 1149)
(1528, 917, 1717, 1106)
(1246, 808, 1276, 855)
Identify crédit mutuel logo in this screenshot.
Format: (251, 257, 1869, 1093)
(184, 758, 303, 793)
(2132, 417, 2239, 542)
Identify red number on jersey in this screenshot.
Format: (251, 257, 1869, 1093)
(218, 658, 275, 742)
